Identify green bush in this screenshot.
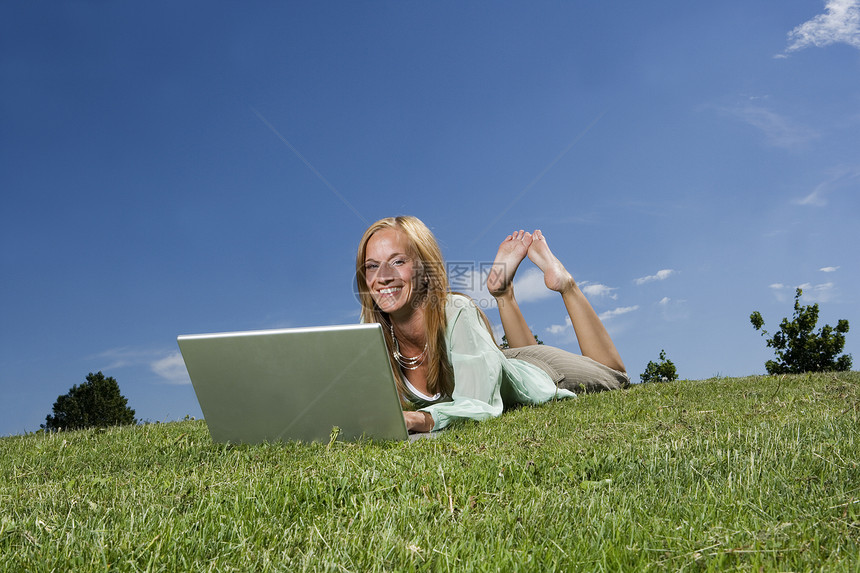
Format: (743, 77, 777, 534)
(640, 349, 677, 383)
(43, 372, 136, 431)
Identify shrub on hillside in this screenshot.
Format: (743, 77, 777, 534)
(640, 349, 677, 383)
(43, 372, 136, 431)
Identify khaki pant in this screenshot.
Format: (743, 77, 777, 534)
(503, 345, 629, 393)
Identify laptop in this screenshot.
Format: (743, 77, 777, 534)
(177, 323, 409, 443)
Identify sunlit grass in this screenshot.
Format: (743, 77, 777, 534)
(2, 372, 858, 571)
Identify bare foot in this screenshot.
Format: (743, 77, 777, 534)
(487, 230, 532, 297)
(527, 230, 576, 293)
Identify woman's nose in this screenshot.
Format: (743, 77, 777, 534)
(376, 262, 395, 279)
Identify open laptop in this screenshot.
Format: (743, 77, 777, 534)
(177, 323, 408, 443)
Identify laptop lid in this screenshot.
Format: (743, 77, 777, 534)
(177, 323, 408, 443)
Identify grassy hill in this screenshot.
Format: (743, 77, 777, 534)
(2, 372, 858, 572)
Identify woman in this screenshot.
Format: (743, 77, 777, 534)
(356, 216, 628, 433)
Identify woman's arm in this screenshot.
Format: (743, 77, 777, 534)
(418, 297, 506, 430)
(420, 295, 574, 431)
(403, 410, 434, 433)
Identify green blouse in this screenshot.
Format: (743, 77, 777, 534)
(420, 294, 576, 431)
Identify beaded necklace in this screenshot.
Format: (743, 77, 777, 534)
(389, 323, 428, 370)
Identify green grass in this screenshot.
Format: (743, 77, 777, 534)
(2, 372, 859, 572)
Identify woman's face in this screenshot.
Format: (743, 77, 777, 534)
(364, 228, 422, 317)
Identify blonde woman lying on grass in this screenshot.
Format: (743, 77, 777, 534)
(356, 216, 629, 433)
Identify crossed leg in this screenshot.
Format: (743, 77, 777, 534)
(487, 230, 626, 374)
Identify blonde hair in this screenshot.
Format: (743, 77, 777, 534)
(356, 216, 454, 400)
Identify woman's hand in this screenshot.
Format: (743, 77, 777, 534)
(403, 411, 434, 433)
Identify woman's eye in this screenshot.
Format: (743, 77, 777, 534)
(365, 263, 379, 271)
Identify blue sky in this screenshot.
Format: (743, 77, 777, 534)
(2, 1, 858, 436)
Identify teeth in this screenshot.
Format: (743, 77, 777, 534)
(380, 287, 401, 295)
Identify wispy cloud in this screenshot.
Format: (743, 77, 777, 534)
(657, 297, 689, 321)
(151, 352, 191, 385)
(721, 105, 818, 150)
(794, 182, 829, 206)
(783, 0, 860, 54)
(770, 282, 837, 303)
(90, 347, 191, 385)
(798, 282, 838, 303)
(769, 283, 794, 303)
(634, 269, 676, 285)
(793, 168, 860, 206)
(93, 347, 156, 371)
(820, 266, 840, 272)
(580, 281, 618, 300)
(598, 305, 640, 321)
(547, 305, 638, 340)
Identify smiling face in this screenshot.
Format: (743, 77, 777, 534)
(363, 228, 423, 317)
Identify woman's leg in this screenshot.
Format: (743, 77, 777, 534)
(528, 230, 627, 373)
(486, 231, 538, 348)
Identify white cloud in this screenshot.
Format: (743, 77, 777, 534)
(452, 268, 617, 306)
(656, 297, 689, 321)
(723, 105, 818, 150)
(820, 266, 840, 272)
(770, 283, 794, 303)
(512, 268, 555, 303)
(151, 352, 192, 385)
(546, 317, 572, 335)
(784, 0, 860, 53)
(634, 269, 676, 285)
(770, 282, 837, 303)
(793, 168, 860, 207)
(546, 307, 637, 340)
(491, 322, 506, 343)
(453, 266, 615, 310)
(454, 268, 497, 310)
(794, 183, 829, 206)
(800, 282, 837, 303)
(90, 347, 192, 385)
(580, 281, 618, 299)
(93, 347, 157, 371)
(598, 305, 639, 321)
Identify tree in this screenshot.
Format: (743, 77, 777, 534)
(43, 372, 136, 431)
(499, 332, 544, 350)
(640, 349, 678, 383)
(750, 288, 851, 374)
